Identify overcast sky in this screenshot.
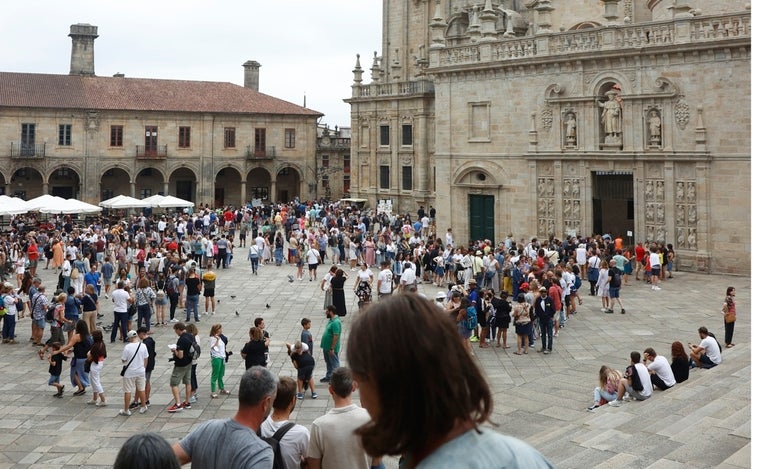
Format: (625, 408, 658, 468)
(1, 0, 383, 127)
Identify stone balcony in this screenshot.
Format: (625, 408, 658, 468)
(352, 78, 435, 99)
(428, 11, 750, 69)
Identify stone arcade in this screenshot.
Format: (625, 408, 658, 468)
(346, 0, 750, 274)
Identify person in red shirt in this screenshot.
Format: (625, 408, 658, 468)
(27, 237, 40, 277)
(548, 278, 563, 337)
(634, 241, 646, 281)
(614, 236, 623, 253)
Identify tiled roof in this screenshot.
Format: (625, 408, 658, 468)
(0, 72, 323, 117)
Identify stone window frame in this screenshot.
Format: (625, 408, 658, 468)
(468, 101, 491, 143)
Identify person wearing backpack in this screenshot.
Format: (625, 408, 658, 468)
(610, 351, 653, 406)
(173, 366, 276, 467)
(260, 377, 310, 469)
(608, 259, 627, 314)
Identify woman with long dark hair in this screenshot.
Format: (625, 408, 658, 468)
(330, 269, 348, 317)
(58, 319, 92, 396)
(670, 341, 689, 383)
(346, 294, 553, 468)
(722, 286, 737, 348)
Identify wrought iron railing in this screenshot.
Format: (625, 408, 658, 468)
(136, 145, 168, 158)
(10, 142, 45, 158)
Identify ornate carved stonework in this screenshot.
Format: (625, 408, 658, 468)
(400, 154, 413, 165)
(541, 108, 553, 130)
(537, 176, 555, 237)
(562, 177, 581, 235)
(674, 177, 697, 250)
(644, 177, 665, 243)
(674, 98, 690, 130)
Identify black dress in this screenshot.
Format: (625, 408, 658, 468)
(331, 276, 347, 317)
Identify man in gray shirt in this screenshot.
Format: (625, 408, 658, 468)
(173, 366, 277, 468)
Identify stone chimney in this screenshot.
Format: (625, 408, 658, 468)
(69, 23, 98, 76)
(242, 60, 261, 91)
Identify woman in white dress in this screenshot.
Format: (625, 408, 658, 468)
(596, 260, 610, 313)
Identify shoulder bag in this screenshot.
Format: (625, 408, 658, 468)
(121, 343, 142, 376)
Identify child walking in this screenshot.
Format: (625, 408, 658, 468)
(48, 342, 67, 397)
(286, 341, 316, 400)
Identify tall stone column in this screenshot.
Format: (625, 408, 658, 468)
(240, 180, 247, 206)
(270, 181, 277, 203)
(417, 114, 429, 194)
(163, 182, 169, 196)
(130, 182, 135, 198)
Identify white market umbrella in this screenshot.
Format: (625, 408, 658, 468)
(0, 195, 30, 216)
(25, 194, 61, 211)
(37, 196, 76, 214)
(156, 195, 194, 208)
(64, 198, 103, 214)
(105, 195, 144, 209)
(140, 194, 166, 208)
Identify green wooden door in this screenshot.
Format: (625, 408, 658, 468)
(469, 195, 495, 242)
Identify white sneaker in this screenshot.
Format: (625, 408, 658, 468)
(170, 318, 179, 323)
(118, 409, 132, 416)
(139, 406, 148, 414)
(609, 400, 622, 407)
(96, 401, 107, 407)
(104, 294, 109, 298)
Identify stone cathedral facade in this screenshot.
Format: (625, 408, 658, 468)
(346, 0, 750, 274)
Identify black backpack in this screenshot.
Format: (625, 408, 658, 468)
(257, 422, 296, 469)
(609, 268, 622, 288)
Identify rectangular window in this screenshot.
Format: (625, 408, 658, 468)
(102, 189, 114, 200)
(379, 125, 390, 146)
(58, 124, 72, 146)
(110, 125, 123, 147)
(469, 102, 491, 141)
(401, 124, 413, 146)
(402, 166, 413, 191)
(380, 165, 390, 189)
(139, 188, 152, 199)
(21, 123, 35, 145)
(224, 127, 236, 148)
(178, 126, 191, 148)
(284, 128, 295, 148)
(343, 155, 351, 193)
(255, 128, 266, 155)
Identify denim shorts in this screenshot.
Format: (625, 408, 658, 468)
(34, 318, 46, 329)
(48, 374, 60, 385)
(609, 287, 620, 298)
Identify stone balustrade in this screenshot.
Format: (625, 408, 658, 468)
(356, 78, 435, 98)
(429, 11, 749, 68)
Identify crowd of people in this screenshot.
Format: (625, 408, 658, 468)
(0, 199, 742, 468)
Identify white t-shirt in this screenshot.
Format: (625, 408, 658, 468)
(575, 246, 587, 265)
(377, 269, 394, 294)
(699, 336, 722, 364)
(209, 335, 226, 359)
(306, 248, 321, 265)
(112, 288, 131, 313)
(307, 404, 372, 469)
(647, 355, 676, 387)
(650, 252, 661, 268)
(633, 362, 653, 398)
(357, 269, 373, 283)
(121, 341, 148, 378)
(260, 418, 310, 469)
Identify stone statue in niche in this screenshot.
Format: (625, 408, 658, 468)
(646, 226, 656, 242)
(686, 182, 696, 203)
(572, 200, 581, 219)
(656, 227, 666, 243)
(538, 199, 547, 217)
(572, 179, 580, 199)
(688, 205, 697, 224)
(655, 181, 664, 201)
(677, 228, 686, 248)
(676, 182, 685, 202)
(688, 228, 697, 249)
(598, 85, 623, 147)
(656, 204, 665, 224)
(645, 181, 654, 201)
(645, 203, 654, 223)
(565, 112, 577, 147)
(539, 219, 546, 236)
(547, 199, 555, 218)
(546, 220, 555, 236)
(538, 178, 546, 197)
(648, 109, 662, 146)
(676, 205, 685, 226)
(545, 180, 554, 197)
(563, 179, 572, 198)
(563, 199, 572, 218)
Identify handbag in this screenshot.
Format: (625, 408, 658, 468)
(120, 343, 141, 376)
(724, 312, 736, 323)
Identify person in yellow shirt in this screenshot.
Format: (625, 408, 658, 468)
(202, 267, 217, 316)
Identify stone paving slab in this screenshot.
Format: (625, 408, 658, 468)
(0, 258, 749, 468)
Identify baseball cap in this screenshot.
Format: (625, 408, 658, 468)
(126, 330, 138, 339)
(538, 286, 547, 292)
(520, 282, 530, 292)
(435, 291, 447, 300)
